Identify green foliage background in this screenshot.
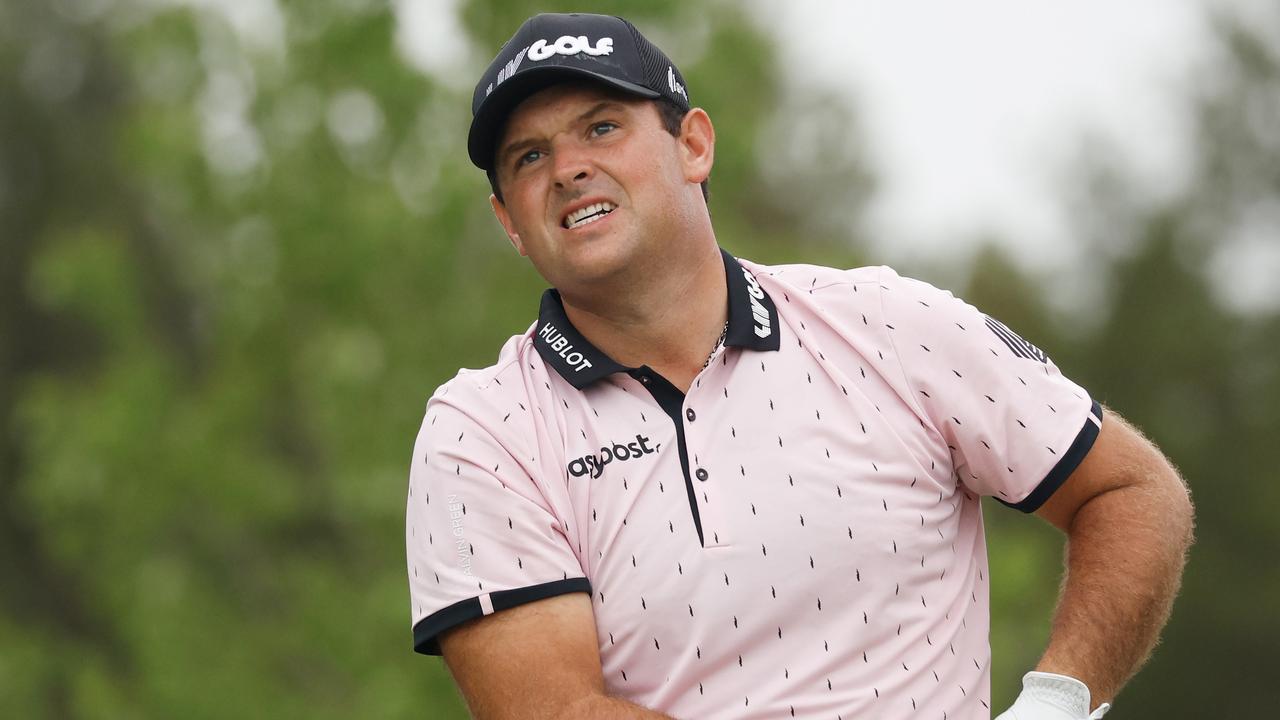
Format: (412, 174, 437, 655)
(1, 0, 1276, 716)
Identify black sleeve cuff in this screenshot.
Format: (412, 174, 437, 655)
(412, 577, 592, 656)
(997, 401, 1104, 513)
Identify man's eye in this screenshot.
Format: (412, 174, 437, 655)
(517, 149, 543, 167)
(590, 122, 617, 136)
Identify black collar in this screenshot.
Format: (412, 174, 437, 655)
(534, 248, 781, 389)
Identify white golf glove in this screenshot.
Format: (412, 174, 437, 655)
(994, 671, 1111, 720)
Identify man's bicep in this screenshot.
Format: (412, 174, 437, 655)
(407, 390, 588, 655)
(440, 591, 605, 720)
(1033, 407, 1180, 532)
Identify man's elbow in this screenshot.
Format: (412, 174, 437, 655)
(1167, 467, 1195, 553)
(1136, 455, 1195, 559)
(1121, 428, 1195, 552)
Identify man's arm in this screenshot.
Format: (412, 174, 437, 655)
(439, 592, 674, 720)
(1030, 406, 1195, 705)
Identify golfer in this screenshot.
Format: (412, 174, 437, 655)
(405, 12, 1193, 719)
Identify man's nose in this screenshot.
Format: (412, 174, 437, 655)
(552, 140, 593, 188)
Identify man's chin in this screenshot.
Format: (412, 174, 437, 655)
(542, 245, 640, 293)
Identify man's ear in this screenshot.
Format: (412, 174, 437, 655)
(490, 194, 526, 256)
(678, 108, 715, 185)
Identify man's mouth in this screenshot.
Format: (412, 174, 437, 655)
(563, 202, 617, 229)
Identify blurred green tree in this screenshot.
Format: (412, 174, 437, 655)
(0, 0, 873, 716)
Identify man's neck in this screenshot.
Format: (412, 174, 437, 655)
(559, 241, 728, 391)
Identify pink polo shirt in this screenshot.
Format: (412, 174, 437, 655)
(406, 249, 1101, 719)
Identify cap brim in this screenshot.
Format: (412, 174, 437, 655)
(468, 65, 661, 171)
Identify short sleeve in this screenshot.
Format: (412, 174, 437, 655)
(877, 267, 1103, 512)
(405, 382, 589, 655)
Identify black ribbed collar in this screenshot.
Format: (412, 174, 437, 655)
(534, 248, 781, 389)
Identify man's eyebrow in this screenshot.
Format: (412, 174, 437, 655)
(498, 136, 540, 167)
(498, 102, 628, 165)
(575, 101, 625, 123)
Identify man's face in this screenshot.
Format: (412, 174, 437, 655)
(489, 82, 701, 292)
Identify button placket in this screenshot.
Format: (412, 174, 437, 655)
(629, 366, 707, 547)
(684, 405, 707, 481)
(683, 387, 730, 548)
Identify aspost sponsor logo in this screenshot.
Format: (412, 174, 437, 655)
(567, 434, 658, 478)
(741, 268, 772, 338)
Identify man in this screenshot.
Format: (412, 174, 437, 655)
(405, 12, 1193, 719)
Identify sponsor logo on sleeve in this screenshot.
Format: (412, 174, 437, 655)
(447, 494, 472, 575)
(984, 315, 1048, 363)
(566, 434, 659, 479)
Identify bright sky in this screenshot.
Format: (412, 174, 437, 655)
(747, 0, 1214, 270)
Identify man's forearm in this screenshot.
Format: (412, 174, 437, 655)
(1035, 471, 1194, 704)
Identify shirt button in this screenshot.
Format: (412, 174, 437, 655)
(639, 376, 651, 385)
(695, 468, 709, 481)
(686, 408, 696, 422)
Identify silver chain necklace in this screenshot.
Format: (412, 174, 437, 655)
(702, 321, 730, 370)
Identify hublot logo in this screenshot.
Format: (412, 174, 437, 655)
(538, 322, 595, 372)
(567, 434, 658, 478)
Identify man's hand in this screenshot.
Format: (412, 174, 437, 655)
(995, 672, 1111, 720)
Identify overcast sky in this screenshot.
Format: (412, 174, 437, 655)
(746, 0, 1223, 271)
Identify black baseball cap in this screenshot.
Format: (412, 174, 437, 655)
(468, 13, 692, 171)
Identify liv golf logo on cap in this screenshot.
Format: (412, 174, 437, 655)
(487, 34, 616, 96)
(529, 34, 614, 61)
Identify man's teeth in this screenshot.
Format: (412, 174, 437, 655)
(564, 202, 616, 229)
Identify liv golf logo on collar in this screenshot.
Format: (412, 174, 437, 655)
(741, 268, 772, 338)
(528, 35, 614, 61)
